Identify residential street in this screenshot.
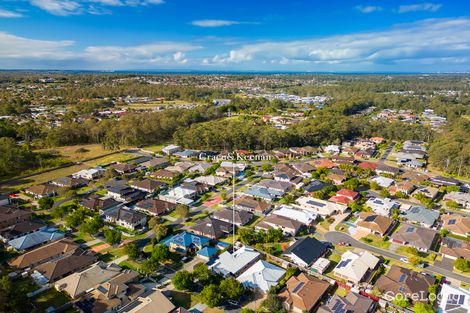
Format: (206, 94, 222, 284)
(324, 231, 470, 284)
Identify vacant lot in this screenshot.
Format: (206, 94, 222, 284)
(36, 144, 115, 162)
(124, 99, 196, 110)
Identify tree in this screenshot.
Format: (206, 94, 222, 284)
(446, 200, 459, 209)
(175, 204, 189, 218)
(124, 243, 139, 260)
(142, 257, 158, 274)
(172, 270, 194, 290)
(0, 276, 36, 313)
(193, 263, 215, 285)
(153, 223, 169, 242)
(80, 216, 104, 235)
(393, 295, 410, 308)
(454, 258, 470, 272)
(151, 244, 170, 263)
(220, 277, 244, 300)
(428, 284, 438, 304)
(413, 302, 434, 313)
(104, 228, 121, 245)
(240, 309, 255, 313)
(200, 284, 223, 308)
(64, 207, 87, 228)
(148, 217, 159, 229)
(259, 293, 287, 313)
(38, 197, 54, 210)
(370, 181, 380, 190)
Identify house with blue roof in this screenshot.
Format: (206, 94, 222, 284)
(196, 246, 218, 261)
(242, 185, 283, 201)
(401, 205, 440, 227)
(161, 231, 211, 254)
(8, 227, 64, 251)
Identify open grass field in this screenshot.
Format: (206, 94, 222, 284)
(84, 152, 136, 167)
(0, 163, 89, 192)
(35, 144, 117, 162)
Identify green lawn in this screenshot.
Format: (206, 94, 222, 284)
(32, 288, 71, 312)
(360, 234, 391, 249)
(85, 153, 136, 167)
(169, 291, 192, 309)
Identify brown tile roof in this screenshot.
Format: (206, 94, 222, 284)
(441, 214, 470, 236)
(212, 208, 253, 225)
(151, 169, 178, 179)
(0, 205, 32, 228)
(130, 179, 167, 191)
(35, 253, 98, 282)
(9, 239, 80, 269)
(391, 223, 438, 250)
(135, 198, 176, 215)
(279, 272, 330, 312)
(25, 184, 61, 196)
(376, 265, 435, 299)
(257, 215, 302, 233)
(440, 237, 470, 260)
(234, 196, 270, 213)
(189, 217, 233, 239)
(357, 212, 395, 236)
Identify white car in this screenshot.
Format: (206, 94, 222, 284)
(399, 257, 409, 263)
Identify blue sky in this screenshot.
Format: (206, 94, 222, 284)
(0, 0, 470, 71)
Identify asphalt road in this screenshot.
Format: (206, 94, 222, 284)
(324, 231, 470, 284)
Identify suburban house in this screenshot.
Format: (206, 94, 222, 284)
(103, 207, 147, 230)
(242, 185, 283, 201)
(162, 144, 183, 155)
(134, 198, 176, 216)
(256, 214, 303, 236)
(441, 214, 470, 237)
(55, 262, 122, 299)
(80, 195, 121, 213)
(34, 252, 97, 283)
(140, 157, 169, 169)
(401, 171, 429, 184)
(8, 227, 64, 251)
(119, 289, 175, 313)
(236, 260, 286, 293)
(311, 258, 331, 274)
(189, 217, 233, 240)
(371, 176, 395, 188)
(401, 205, 440, 227)
(106, 185, 145, 203)
(0, 205, 32, 229)
(443, 191, 470, 209)
(174, 149, 200, 159)
(73, 168, 104, 180)
(110, 163, 138, 174)
(51, 176, 88, 188)
(283, 236, 327, 268)
(212, 208, 253, 226)
(376, 164, 400, 176)
(431, 175, 461, 187)
(318, 293, 376, 313)
(9, 239, 80, 269)
(296, 196, 347, 216)
(390, 223, 439, 252)
(257, 179, 293, 193)
(0, 220, 46, 242)
(365, 197, 400, 216)
(326, 173, 347, 185)
(272, 205, 316, 225)
(440, 237, 470, 260)
(166, 161, 194, 173)
(291, 162, 316, 176)
(130, 179, 167, 193)
(194, 175, 227, 186)
(332, 250, 379, 284)
(160, 231, 210, 254)
(210, 246, 261, 277)
(376, 265, 435, 301)
(233, 196, 271, 215)
(412, 186, 439, 200)
(86, 269, 145, 312)
(389, 181, 415, 196)
(188, 163, 211, 174)
(151, 169, 179, 180)
(356, 212, 396, 237)
(304, 180, 333, 193)
(438, 283, 470, 313)
(25, 183, 60, 198)
(329, 189, 359, 205)
(279, 272, 331, 313)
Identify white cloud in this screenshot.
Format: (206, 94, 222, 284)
(205, 18, 470, 71)
(355, 5, 383, 14)
(29, 0, 165, 16)
(0, 31, 74, 59)
(398, 3, 442, 13)
(0, 8, 23, 18)
(191, 19, 241, 27)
